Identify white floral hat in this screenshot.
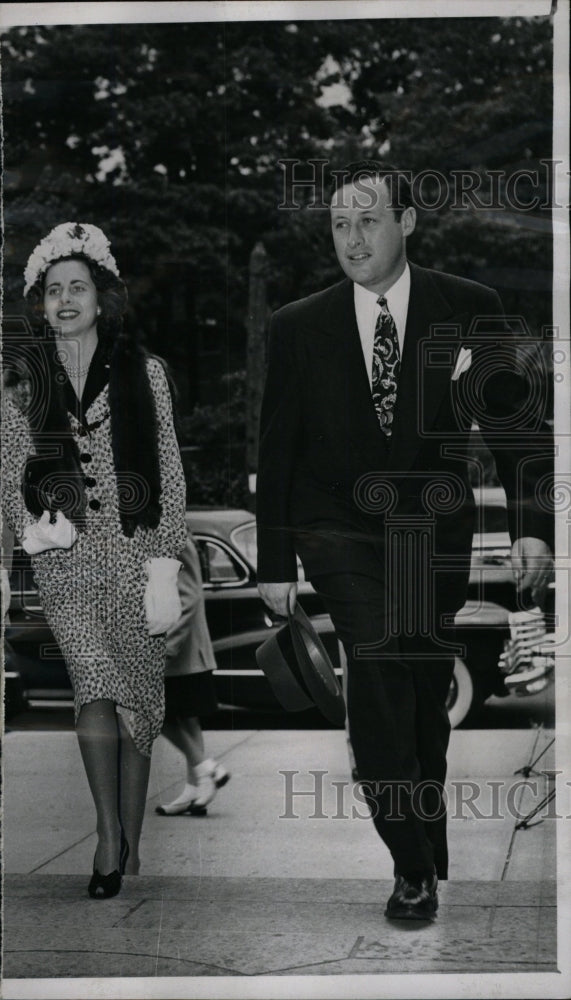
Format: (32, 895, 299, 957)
(24, 222, 120, 295)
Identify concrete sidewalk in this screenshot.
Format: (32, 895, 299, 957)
(1, 726, 560, 993)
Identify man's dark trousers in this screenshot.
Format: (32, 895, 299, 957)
(311, 561, 455, 880)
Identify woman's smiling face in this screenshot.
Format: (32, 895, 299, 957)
(43, 258, 99, 339)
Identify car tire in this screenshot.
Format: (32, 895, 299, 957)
(447, 656, 476, 729)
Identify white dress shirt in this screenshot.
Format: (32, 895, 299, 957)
(353, 263, 411, 388)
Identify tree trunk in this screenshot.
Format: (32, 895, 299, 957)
(245, 242, 268, 493)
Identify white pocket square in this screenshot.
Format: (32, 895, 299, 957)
(451, 347, 472, 381)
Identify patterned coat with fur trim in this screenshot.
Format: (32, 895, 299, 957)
(2, 353, 187, 756)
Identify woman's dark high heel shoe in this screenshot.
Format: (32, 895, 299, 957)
(88, 866, 122, 899)
(88, 835, 128, 899)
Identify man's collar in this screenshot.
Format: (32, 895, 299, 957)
(353, 262, 410, 308)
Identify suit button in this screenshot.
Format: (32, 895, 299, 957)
(89, 499, 101, 511)
(85, 476, 96, 488)
(80, 453, 92, 463)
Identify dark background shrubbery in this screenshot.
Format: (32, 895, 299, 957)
(2, 14, 554, 503)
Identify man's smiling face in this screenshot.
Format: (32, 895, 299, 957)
(330, 176, 416, 296)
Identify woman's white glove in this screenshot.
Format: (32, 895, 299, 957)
(144, 557, 183, 635)
(21, 510, 77, 555)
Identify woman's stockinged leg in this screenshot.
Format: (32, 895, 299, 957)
(159, 717, 229, 813)
(186, 716, 205, 765)
(163, 716, 205, 783)
(117, 713, 151, 875)
(76, 699, 122, 876)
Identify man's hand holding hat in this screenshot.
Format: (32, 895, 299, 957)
(258, 581, 298, 617)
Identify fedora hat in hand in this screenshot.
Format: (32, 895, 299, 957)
(255, 601, 346, 726)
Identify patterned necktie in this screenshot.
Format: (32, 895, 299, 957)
(371, 296, 400, 437)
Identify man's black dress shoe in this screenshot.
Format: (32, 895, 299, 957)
(385, 871, 438, 920)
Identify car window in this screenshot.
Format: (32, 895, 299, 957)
(230, 521, 306, 580)
(198, 540, 248, 586)
(8, 547, 43, 611)
(230, 522, 258, 567)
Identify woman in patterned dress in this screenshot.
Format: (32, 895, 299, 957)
(2, 223, 187, 898)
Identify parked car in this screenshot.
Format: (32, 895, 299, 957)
(4, 492, 553, 727)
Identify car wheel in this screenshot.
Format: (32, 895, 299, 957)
(447, 656, 475, 729)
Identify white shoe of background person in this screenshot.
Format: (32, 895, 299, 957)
(155, 783, 199, 816)
(193, 759, 231, 808)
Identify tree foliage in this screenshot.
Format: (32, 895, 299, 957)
(2, 14, 554, 499)
(3, 16, 553, 307)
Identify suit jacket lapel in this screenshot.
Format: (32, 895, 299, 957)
(388, 264, 462, 472)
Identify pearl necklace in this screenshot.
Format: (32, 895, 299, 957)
(56, 348, 93, 379)
(63, 361, 91, 378)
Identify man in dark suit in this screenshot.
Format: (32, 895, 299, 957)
(256, 160, 553, 920)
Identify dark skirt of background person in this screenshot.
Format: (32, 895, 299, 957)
(164, 670, 218, 722)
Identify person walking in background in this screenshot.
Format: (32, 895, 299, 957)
(1, 519, 14, 620)
(2, 223, 187, 898)
(156, 527, 230, 816)
(256, 160, 553, 921)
